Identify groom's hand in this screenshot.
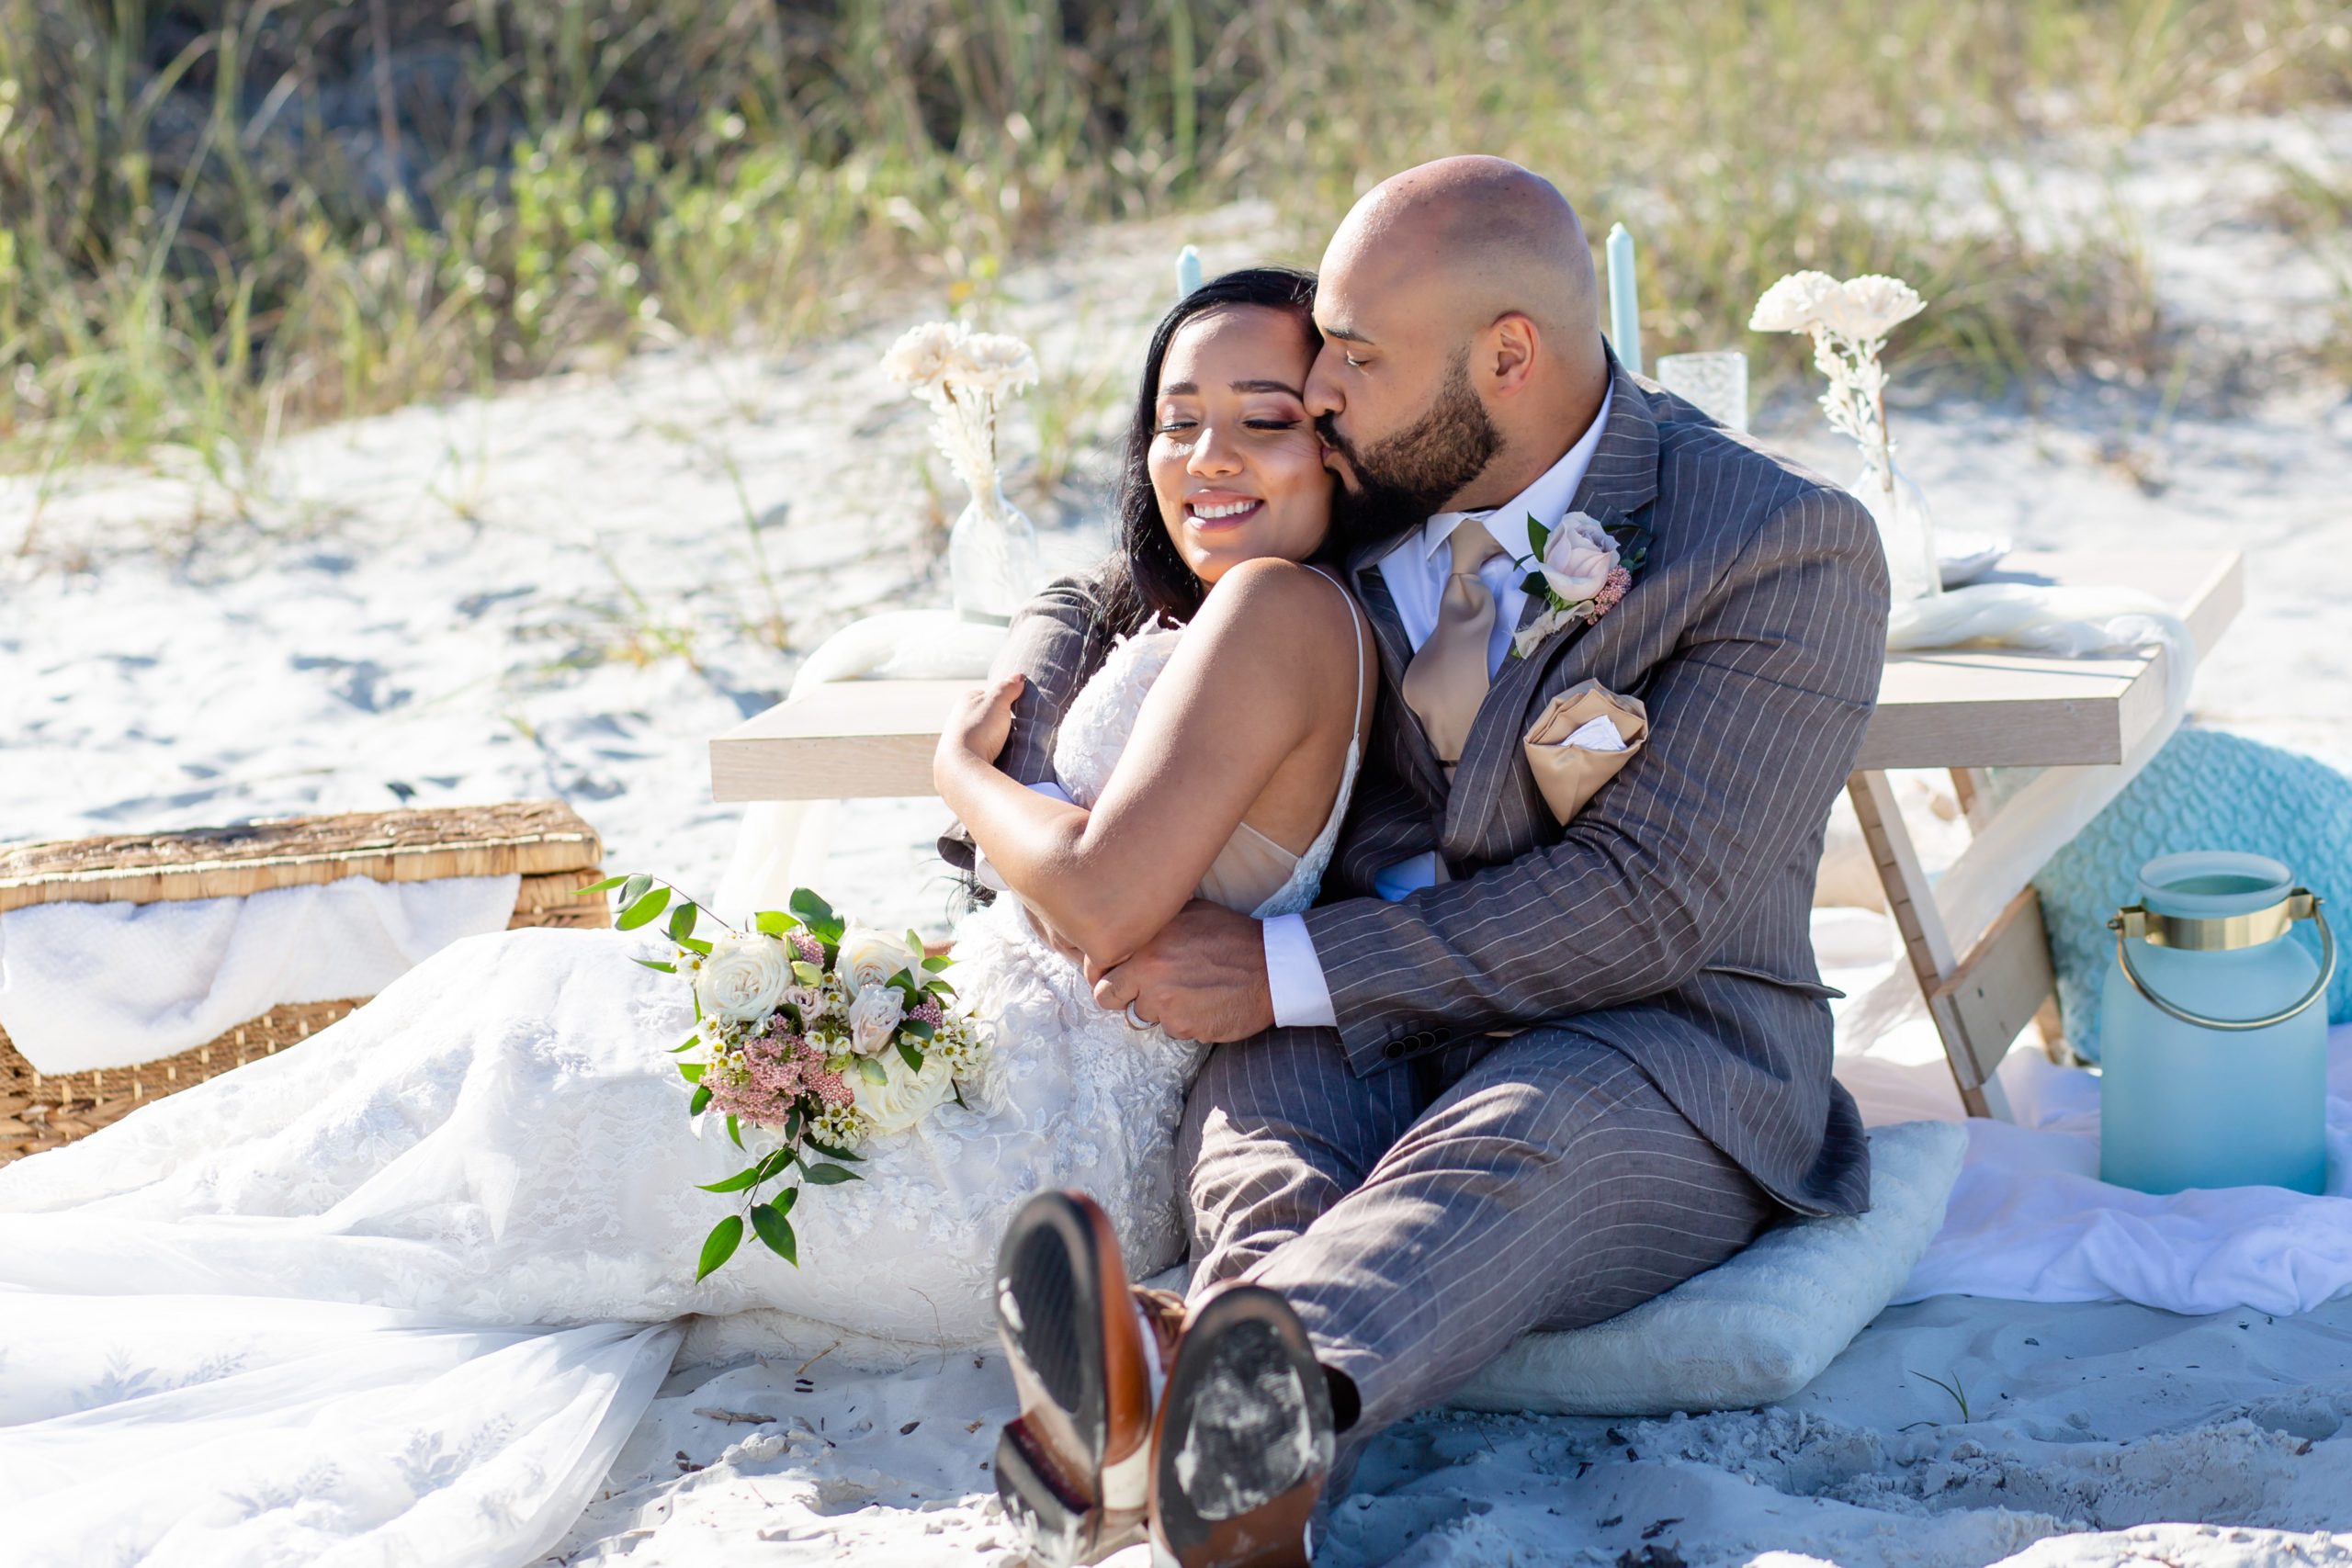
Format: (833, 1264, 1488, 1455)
(1092, 901, 1275, 1043)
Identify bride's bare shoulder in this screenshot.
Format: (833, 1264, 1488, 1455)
(1195, 556, 1359, 636)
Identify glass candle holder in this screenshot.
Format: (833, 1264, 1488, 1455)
(1654, 351, 1749, 433)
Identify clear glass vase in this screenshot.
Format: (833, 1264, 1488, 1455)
(1852, 456, 1941, 604)
(947, 480, 1042, 625)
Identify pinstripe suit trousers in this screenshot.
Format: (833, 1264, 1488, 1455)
(1177, 1026, 1776, 1438)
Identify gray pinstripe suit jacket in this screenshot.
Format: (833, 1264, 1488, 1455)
(953, 357, 1886, 1217)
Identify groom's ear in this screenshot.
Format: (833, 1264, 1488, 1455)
(1483, 312, 1542, 400)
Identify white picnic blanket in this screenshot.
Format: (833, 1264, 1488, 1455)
(1894, 1022, 2352, 1316)
(0, 874, 520, 1075)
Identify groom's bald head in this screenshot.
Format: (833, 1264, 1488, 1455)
(1326, 157, 1600, 353)
(1307, 156, 1611, 524)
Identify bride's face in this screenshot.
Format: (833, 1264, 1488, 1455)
(1148, 305, 1331, 584)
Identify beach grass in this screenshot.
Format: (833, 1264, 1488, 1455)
(4, 0, 2346, 493)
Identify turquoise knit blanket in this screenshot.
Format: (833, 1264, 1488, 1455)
(2033, 728, 2352, 1060)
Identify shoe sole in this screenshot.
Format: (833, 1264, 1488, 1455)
(1150, 1284, 1333, 1568)
(993, 1191, 1147, 1565)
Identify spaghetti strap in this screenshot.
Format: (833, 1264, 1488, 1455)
(1304, 564, 1370, 734)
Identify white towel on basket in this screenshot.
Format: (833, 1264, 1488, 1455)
(0, 874, 519, 1075)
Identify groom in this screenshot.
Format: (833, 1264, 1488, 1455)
(978, 156, 1887, 1564)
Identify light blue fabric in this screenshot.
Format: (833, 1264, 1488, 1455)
(2033, 728, 2352, 1060)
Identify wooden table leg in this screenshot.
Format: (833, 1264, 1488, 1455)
(1847, 771, 2018, 1121)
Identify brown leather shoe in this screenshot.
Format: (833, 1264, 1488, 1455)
(1148, 1283, 1335, 1568)
(992, 1191, 1156, 1564)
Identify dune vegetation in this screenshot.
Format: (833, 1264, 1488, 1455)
(3, 0, 2346, 482)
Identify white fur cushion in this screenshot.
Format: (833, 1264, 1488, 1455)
(1446, 1120, 1967, 1416)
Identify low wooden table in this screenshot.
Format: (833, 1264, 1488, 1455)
(712, 550, 2245, 1118)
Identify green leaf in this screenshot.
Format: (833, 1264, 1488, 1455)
(619, 874, 652, 911)
(678, 1061, 706, 1083)
(900, 1017, 935, 1041)
(791, 961, 825, 985)
(896, 1039, 925, 1072)
(726, 1113, 743, 1149)
(787, 888, 843, 942)
(633, 957, 677, 973)
(575, 874, 628, 897)
(668, 901, 699, 944)
(952, 1080, 969, 1110)
(804, 1136, 863, 1163)
(616, 886, 672, 930)
(1526, 513, 1547, 560)
(678, 935, 713, 957)
(754, 910, 795, 936)
(925, 978, 956, 998)
(669, 1032, 702, 1053)
(757, 1147, 798, 1181)
(922, 954, 954, 973)
(750, 1202, 797, 1266)
(698, 1161, 770, 1193)
(856, 1055, 889, 1085)
(905, 929, 927, 963)
(783, 1109, 803, 1145)
(688, 1083, 713, 1116)
(695, 1214, 744, 1280)
(804, 1163, 860, 1185)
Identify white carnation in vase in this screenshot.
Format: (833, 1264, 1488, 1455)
(695, 933, 791, 1024)
(1816, 275, 1925, 342)
(835, 924, 918, 1000)
(881, 321, 965, 390)
(847, 984, 907, 1055)
(849, 1052, 957, 1134)
(948, 331, 1040, 396)
(1747, 270, 1841, 333)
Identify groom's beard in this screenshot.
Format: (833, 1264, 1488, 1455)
(1319, 350, 1505, 558)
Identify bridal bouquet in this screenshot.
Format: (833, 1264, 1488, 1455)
(584, 874, 990, 1280)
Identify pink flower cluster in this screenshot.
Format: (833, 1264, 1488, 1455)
(1590, 565, 1633, 615)
(909, 998, 944, 1027)
(707, 1024, 852, 1128)
(788, 931, 825, 966)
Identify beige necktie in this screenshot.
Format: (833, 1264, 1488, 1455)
(1402, 522, 1506, 770)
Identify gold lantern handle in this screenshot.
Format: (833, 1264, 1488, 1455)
(2109, 890, 2336, 1032)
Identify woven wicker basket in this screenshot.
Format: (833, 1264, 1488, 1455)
(0, 801, 609, 1165)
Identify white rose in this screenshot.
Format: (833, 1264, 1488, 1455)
(881, 321, 964, 389)
(1538, 512, 1620, 604)
(694, 933, 791, 1024)
(847, 984, 907, 1055)
(1747, 270, 1841, 334)
(836, 924, 917, 1000)
(1816, 274, 1924, 342)
(849, 1053, 956, 1134)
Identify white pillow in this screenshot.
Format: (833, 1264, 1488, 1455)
(1446, 1120, 1966, 1416)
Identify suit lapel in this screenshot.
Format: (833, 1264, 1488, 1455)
(1352, 562, 1450, 811)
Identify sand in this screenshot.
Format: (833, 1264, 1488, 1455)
(6, 107, 2351, 1567)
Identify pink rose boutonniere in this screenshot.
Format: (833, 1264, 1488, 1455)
(1510, 510, 1648, 659)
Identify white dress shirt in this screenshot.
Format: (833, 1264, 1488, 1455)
(1261, 386, 1615, 1030)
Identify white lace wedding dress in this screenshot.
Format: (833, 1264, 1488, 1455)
(0, 618, 1362, 1568)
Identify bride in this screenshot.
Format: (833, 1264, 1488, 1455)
(0, 265, 1374, 1567)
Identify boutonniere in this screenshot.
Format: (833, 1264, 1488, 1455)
(1509, 510, 1650, 659)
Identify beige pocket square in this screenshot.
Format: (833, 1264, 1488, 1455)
(1521, 680, 1649, 824)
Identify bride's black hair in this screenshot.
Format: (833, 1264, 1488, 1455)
(1093, 265, 1322, 635)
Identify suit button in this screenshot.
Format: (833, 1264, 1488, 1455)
(1384, 1042, 1407, 1059)
(1434, 1027, 1454, 1043)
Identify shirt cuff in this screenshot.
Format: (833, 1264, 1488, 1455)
(1261, 912, 1338, 1030)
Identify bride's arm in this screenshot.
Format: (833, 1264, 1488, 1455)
(934, 558, 1363, 970)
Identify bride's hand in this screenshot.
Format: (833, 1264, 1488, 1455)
(939, 673, 1025, 769)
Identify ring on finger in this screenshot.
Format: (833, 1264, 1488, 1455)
(1124, 1001, 1151, 1032)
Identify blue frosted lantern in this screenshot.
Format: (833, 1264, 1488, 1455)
(2099, 852, 2335, 1195)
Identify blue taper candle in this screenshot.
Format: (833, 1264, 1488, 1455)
(1175, 244, 1203, 299)
(1605, 223, 1642, 376)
